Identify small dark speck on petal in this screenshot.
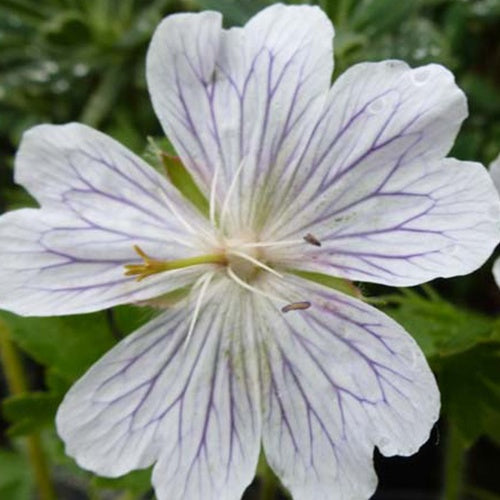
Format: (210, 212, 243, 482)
(304, 233, 321, 246)
(281, 301, 311, 313)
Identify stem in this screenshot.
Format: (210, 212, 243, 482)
(421, 283, 440, 301)
(0, 320, 56, 500)
(337, 0, 353, 29)
(443, 423, 467, 500)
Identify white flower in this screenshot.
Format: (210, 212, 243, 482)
(489, 153, 500, 287)
(1, 4, 500, 500)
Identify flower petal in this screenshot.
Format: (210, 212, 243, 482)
(257, 275, 439, 499)
(264, 62, 500, 286)
(0, 123, 212, 315)
(56, 279, 261, 500)
(493, 257, 500, 289)
(490, 152, 500, 194)
(489, 155, 500, 288)
(146, 4, 333, 229)
(288, 159, 500, 286)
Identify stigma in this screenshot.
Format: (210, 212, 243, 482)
(124, 245, 226, 281)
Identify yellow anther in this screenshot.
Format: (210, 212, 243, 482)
(124, 245, 226, 282)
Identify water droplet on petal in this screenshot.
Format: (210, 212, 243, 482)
(412, 67, 430, 85)
(367, 96, 386, 114)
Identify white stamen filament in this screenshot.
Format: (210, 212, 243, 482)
(158, 189, 217, 247)
(159, 189, 197, 234)
(238, 239, 304, 249)
(226, 266, 284, 303)
(184, 271, 215, 348)
(220, 158, 246, 232)
(227, 249, 283, 278)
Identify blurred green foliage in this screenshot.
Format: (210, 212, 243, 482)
(0, 0, 500, 499)
(0, 449, 32, 499)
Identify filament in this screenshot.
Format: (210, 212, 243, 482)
(220, 158, 246, 232)
(226, 249, 283, 278)
(184, 271, 215, 348)
(237, 239, 305, 249)
(226, 266, 284, 303)
(158, 188, 215, 245)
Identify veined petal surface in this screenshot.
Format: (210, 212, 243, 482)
(146, 4, 333, 230)
(264, 62, 500, 286)
(0, 123, 212, 315)
(490, 154, 500, 287)
(56, 279, 261, 500)
(257, 276, 439, 500)
(490, 153, 500, 193)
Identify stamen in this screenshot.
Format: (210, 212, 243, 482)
(157, 189, 216, 245)
(238, 239, 305, 249)
(304, 233, 321, 247)
(184, 271, 215, 348)
(220, 158, 246, 232)
(226, 266, 284, 303)
(124, 245, 226, 281)
(281, 301, 311, 313)
(158, 188, 197, 235)
(226, 249, 283, 278)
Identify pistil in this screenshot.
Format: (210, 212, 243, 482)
(124, 245, 226, 281)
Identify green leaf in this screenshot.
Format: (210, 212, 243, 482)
(143, 137, 210, 217)
(112, 304, 154, 337)
(2, 392, 60, 436)
(0, 449, 33, 500)
(381, 288, 495, 359)
(351, 0, 417, 35)
(92, 468, 152, 495)
(0, 311, 116, 381)
(194, 0, 273, 25)
(45, 368, 72, 394)
(461, 73, 500, 116)
(440, 342, 500, 445)
(161, 153, 210, 217)
(79, 65, 126, 128)
(41, 11, 91, 46)
(291, 270, 362, 299)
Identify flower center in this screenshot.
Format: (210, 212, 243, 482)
(225, 245, 262, 282)
(123, 238, 276, 284)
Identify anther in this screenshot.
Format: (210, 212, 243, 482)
(304, 233, 321, 246)
(281, 301, 311, 313)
